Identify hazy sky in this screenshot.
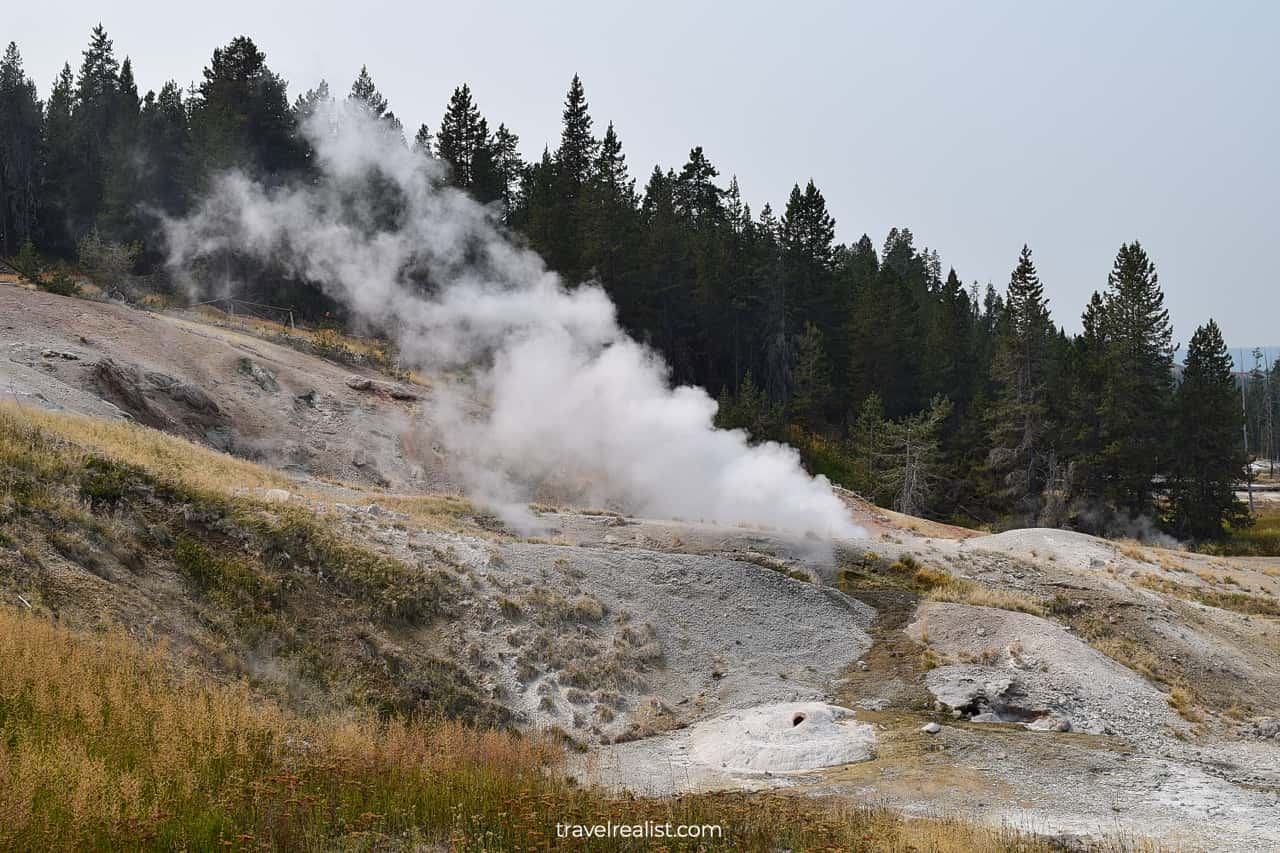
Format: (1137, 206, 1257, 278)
(8, 1, 1278, 346)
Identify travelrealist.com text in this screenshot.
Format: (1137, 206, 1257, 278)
(555, 821, 724, 840)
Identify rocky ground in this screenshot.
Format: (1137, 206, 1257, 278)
(4, 283, 1280, 851)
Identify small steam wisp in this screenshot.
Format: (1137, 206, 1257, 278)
(165, 104, 861, 540)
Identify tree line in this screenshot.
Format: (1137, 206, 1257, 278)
(0, 27, 1260, 539)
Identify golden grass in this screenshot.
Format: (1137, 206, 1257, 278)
(1134, 572, 1280, 617)
(1167, 684, 1202, 722)
(925, 582, 1047, 616)
(0, 606, 557, 850)
(0, 401, 490, 537)
(837, 552, 1046, 616)
(1117, 542, 1154, 564)
(1, 400, 289, 498)
(1091, 635, 1164, 683)
(0, 604, 1094, 852)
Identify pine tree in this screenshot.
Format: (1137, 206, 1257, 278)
(100, 56, 144, 243)
(547, 74, 597, 281)
(781, 180, 836, 335)
(986, 245, 1056, 518)
(136, 81, 191, 218)
(1096, 241, 1175, 516)
(875, 395, 952, 516)
(412, 123, 432, 154)
(781, 182, 842, 410)
(69, 24, 122, 236)
(435, 84, 487, 189)
(1170, 320, 1248, 538)
(579, 122, 636, 297)
(755, 204, 790, 403)
(922, 267, 976, 406)
(714, 371, 784, 443)
(0, 42, 42, 255)
(556, 74, 596, 196)
(849, 392, 886, 494)
(849, 233, 920, 418)
(38, 63, 77, 254)
(189, 36, 301, 185)
(791, 322, 832, 429)
(513, 147, 558, 265)
(488, 123, 524, 219)
(292, 80, 332, 126)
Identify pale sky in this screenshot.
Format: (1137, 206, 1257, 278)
(8, 1, 1278, 347)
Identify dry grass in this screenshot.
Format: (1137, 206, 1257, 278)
(1134, 572, 1280, 617)
(0, 605, 1092, 852)
(0, 605, 557, 850)
(186, 306, 429, 385)
(838, 552, 1046, 616)
(925, 582, 1047, 616)
(1, 399, 289, 498)
(1167, 684, 1202, 722)
(0, 401, 490, 537)
(1118, 542, 1154, 564)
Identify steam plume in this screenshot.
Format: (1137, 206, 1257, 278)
(165, 104, 861, 539)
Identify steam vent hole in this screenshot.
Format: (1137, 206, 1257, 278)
(792, 713, 806, 727)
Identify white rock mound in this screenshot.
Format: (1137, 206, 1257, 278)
(688, 702, 875, 774)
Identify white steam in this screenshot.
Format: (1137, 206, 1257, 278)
(165, 103, 861, 540)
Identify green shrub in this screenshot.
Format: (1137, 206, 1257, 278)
(38, 265, 82, 297)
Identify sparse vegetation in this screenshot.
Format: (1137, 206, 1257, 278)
(1167, 684, 1202, 722)
(925, 583, 1047, 616)
(838, 551, 1046, 615)
(0, 401, 497, 724)
(1135, 573, 1280, 617)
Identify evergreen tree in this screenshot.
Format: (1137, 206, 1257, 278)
(715, 371, 785, 443)
(1067, 291, 1108, 501)
(412, 123, 432, 154)
(136, 81, 191, 218)
(791, 322, 832, 429)
(548, 74, 597, 280)
(922, 267, 976, 406)
(513, 147, 559, 266)
(875, 395, 952, 516)
(1096, 241, 1175, 515)
(488, 123, 523, 218)
(69, 24, 122, 236)
(754, 204, 790, 403)
(849, 233, 920, 418)
(1170, 320, 1248, 538)
(292, 80, 332, 125)
(636, 165, 694, 378)
(720, 176, 765, 390)
(556, 74, 596, 196)
(99, 56, 144, 243)
(435, 84, 487, 189)
(781, 180, 836, 335)
(848, 392, 886, 494)
(348, 65, 400, 131)
(986, 245, 1056, 518)
(0, 42, 42, 255)
(189, 36, 301, 186)
(579, 121, 636, 296)
(37, 63, 77, 254)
